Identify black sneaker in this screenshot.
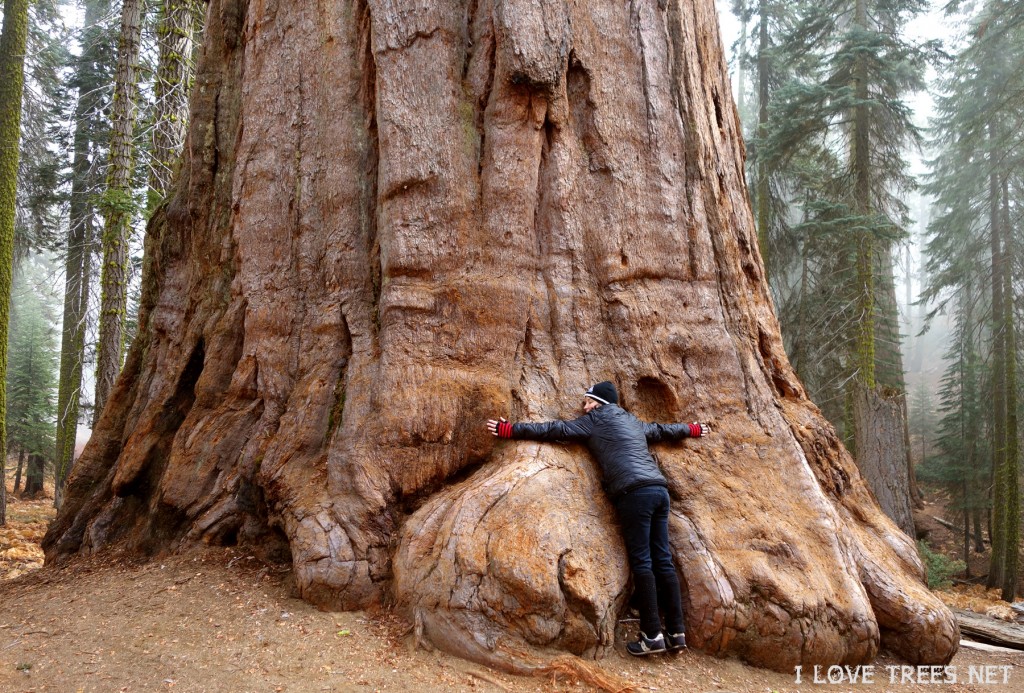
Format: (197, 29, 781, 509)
(667, 631, 687, 651)
(626, 631, 666, 656)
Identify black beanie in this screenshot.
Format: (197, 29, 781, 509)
(584, 381, 618, 405)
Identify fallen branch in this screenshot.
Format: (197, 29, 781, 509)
(959, 639, 1022, 654)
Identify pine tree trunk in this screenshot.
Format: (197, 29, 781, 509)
(844, 0, 913, 535)
(852, 386, 914, 536)
(24, 452, 44, 497)
(14, 444, 25, 494)
(872, 245, 917, 522)
(45, 0, 958, 672)
(94, 0, 145, 424)
(55, 0, 110, 509)
(999, 180, 1018, 600)
(148, 0, 199, 204)
(973, 508, 985, 553)
(874, 247, 905, 393)
(852, 0, 874, 391)
(736, 1, 748, 121)
(962, 486, 971, 578)
(754, 0, 770, 280)
(0, 0, 31, 529)
(791, 225, 810, 374)
(987, 162, 1007, 589)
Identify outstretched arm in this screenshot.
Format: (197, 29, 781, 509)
(486, 414, 596, 442)
(643, 421, 711, 443)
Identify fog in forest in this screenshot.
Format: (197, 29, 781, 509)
(716, 1, 1016, 457)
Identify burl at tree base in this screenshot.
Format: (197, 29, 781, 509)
(44, 0, 958, 672)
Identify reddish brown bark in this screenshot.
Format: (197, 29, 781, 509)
(44, 0, 957, 672)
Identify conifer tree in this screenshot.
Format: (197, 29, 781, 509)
(55, 0, 115, 507)
(739, 0, 925, 499)
(0, 0, 32, 526)
(5, 257, 59, 480)
(923, 0, 1024, 599)
(148, 0, 198, 206)
(730, 0, 806, 290)
(730, 1, 844, 419)
(15, 1, 72, 257)
(920, 288, 989, 572)
(766, 0, 929, 444)
(94, 0, 145, 423)
(737, 0, 931, 536)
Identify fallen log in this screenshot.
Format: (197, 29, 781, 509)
(954, 609, 1024, 650)
(958, 640, 1023, 655)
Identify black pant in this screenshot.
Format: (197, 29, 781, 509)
(615, 485, 686, 636)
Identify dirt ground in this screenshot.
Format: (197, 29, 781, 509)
(2, 482, 1024, 692)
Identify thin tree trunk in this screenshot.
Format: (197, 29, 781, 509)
(148, 0, 198, 204)
(999, 179, 1018, 600)
(792, 221, 810, 376)
(755, 0, 770, 280)
(55, 0, 109, 509)
(963, 477, 971, 578)
(852, 0, 874, 391)
(961, 338, 972, 579)
(911, 197, 928, 373)
(0, 0, 31, 529)
(964, 334, 983, 561)
(94, 0, 145, 424)
(987, 160, 1007, 589)
(974, 508, 986, 553)
(736, 0, 749, 122)
(989, 507, 994, 553)
(14, 444, 24, 494)
(905, 243, 912, 332)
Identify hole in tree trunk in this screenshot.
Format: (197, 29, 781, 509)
(631, 377, 679, 421)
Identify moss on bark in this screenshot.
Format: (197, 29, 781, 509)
(0, 0, 31, 525)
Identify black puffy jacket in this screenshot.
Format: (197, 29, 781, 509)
(511, 404, 696, 499)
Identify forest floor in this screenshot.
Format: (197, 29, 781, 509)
(915, 489, 1024, 621)
(1, 478, 1023, 692)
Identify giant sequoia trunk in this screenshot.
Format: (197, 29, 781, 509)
(45, 0, 958, 672)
